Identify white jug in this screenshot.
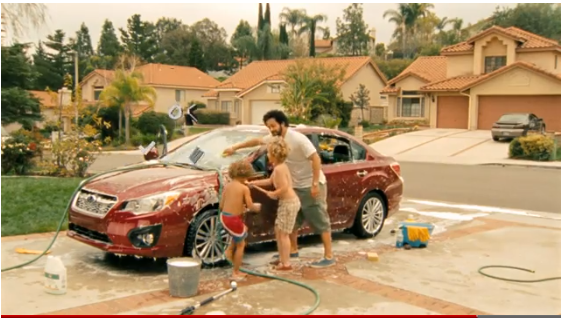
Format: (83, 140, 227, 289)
(44, 255, 67, 295)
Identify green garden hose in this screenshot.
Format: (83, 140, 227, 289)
(478, 265, 561, 283)
(1, 158, 321, 315)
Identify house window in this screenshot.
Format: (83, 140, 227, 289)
(396, 97, 425, 118)
(93, 87, 103, 100)
(380, 95, 388, 106)
(270, 84, 281, 93)
(221, 101, 232, 113)
(233, 101, 240, 118)
(555, 55, 558, 70)
(484, 56, 507, 73)
(175, 90, 182, 102)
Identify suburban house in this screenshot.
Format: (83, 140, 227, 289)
(202, 56, 388, 125)
(381, 26, 561, 132)
(315, 29, 377, 56)
(79, 63, 219, 117)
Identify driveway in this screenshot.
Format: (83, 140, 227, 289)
(370, 129, 561, 168)
(2, 199, 560, 316)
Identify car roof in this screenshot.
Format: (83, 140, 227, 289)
(223, 124, 346, 135)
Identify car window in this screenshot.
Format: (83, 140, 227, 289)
(317, 134, 353, 165)
(162, 128, 267, 169)
(351, 141, 367, 161)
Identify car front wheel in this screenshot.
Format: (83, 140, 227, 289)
(184, 209, 231, 267)
(351, 192, 387, 238)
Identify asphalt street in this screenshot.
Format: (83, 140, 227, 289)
(400, 162, 561, 213)
(88, 153, 561, 214)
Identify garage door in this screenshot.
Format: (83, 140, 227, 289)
(436, 96, 469, 129)
(478, 95, 561, 131)
(251, 101, 284, 125)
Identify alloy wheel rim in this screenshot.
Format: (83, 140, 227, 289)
(194, 214, 231, 264)
(361, 198, 384, 234)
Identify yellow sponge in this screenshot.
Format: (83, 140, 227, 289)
(367, 252, 379, 262)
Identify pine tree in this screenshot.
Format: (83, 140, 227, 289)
(258, 4, 264, 32)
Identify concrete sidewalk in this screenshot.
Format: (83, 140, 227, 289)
(371, 129, 561, 169)
(2, 199, 560, 316)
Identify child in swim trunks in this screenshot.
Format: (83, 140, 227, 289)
(220, 159, 261, 281)
(251, 138, 300, 271)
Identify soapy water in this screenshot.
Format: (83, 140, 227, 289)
(168, 260, 200, 267)
(407, 199, 544, 218)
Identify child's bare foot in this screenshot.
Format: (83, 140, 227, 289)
(275, 263, 293, 271)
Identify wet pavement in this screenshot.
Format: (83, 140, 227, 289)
(2, 198, 561, 316)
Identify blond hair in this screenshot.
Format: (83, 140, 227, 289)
(228, 159, 255, 180)
(268, 138, 290, 163)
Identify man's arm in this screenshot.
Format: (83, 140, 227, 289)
(231, 137, 265, 152)
(299, 134, 322, 186)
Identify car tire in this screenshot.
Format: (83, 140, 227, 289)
(541, 125, 546, 134)
(492, 136, 500, 142)
(184, 208, 231, 268)
(351, 192, 387, 239)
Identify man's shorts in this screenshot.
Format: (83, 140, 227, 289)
(220, 212, 247, 244)
(293, 183, 331, 233)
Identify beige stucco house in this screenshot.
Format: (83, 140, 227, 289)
(202, 56, 388, 125)
(80, 63, 219, 117)
(381, 26, 561, 131)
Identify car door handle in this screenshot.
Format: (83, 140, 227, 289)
(356, 170, 367, 177)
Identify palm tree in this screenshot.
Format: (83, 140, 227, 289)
(384, 5, 407, 57)
(384, 3, 434, 58)
(279, 7, 307, 37)
(99, 57, 157, 145)
(298, 14, 328, 57)
(1, 3, 47, 39)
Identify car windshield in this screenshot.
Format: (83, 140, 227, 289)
(498, 114, 528, 123)
(161, 128, 267, 169)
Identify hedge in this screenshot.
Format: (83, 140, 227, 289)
(508, 134, 556, 161)
(196, 109, 230, 125)
(137, 111, 175, 137)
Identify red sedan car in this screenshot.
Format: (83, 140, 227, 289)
(67, 125, 404, 266)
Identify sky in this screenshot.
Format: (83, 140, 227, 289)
(8, 2, 519, 50)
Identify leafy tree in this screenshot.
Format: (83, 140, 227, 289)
(258, 3, 264, 32)
(119, 14, 158, 63)
(231, 20, 257, 66)
(70, 22, 95, 82)
(349, 84, 370, 122)
(154, 17, 183, 45)
(487, 4, 561, 41)
(2, 43, 37, 89)
(188, 38, 206, 71)
(158, 25, 193, 66)
(190, 18, 229, 70)
(1, 88, 42, 128)
(280, 59, 346, 119)
(1, 3, 47, 39)
(33, 30, 72, 91)
(374, 58, 413, 80)
(99, 57, 157, 145)
(375, 43, 386, 57)
(264, 3, 272, 27)
(336, 3, 370, 56)
(97, 19, 122, 69)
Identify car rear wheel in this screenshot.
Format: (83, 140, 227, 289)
(184, 209, 231, 267)
(351, 192, 387, 239)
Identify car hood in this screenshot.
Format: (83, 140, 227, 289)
(84, 165, 220, 199)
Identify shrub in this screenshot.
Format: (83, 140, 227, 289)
(196, 109, 230, 125)
(509, 135, 555, 161)
(137, 111, 175, 137)
(1, 139, 37, 175)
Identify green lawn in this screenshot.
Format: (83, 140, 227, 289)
(557, 147, 561, 161)
(187, 127, 213, 135)
(1, 177, 84, 236)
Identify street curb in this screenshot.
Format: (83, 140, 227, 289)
(478, 163, 561, 170)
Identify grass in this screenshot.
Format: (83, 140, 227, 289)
(1, 177, 84, 236)
(556, 147, 561, 161)
(186, 127, 213, 135)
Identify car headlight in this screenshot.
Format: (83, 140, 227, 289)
(121, 191, 181, 215)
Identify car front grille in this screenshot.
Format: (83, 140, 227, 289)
(73, 189, 118, 217)
(69, 223, 112, 244)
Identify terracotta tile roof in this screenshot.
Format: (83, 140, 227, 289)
(441, 25, 561, 54)
(204, 56, 385, 97)
(420, 61, 561, 91)
(81, 65, 218, 90)
(420, 75, 483, 91)
(29, 90, 56, 108)
(387, 56, 447, 85)
(315, 39, 332, 48)
(380, 86, 400, 94)
(136, 63, 219, 89)
(202, 90, 219, 98)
